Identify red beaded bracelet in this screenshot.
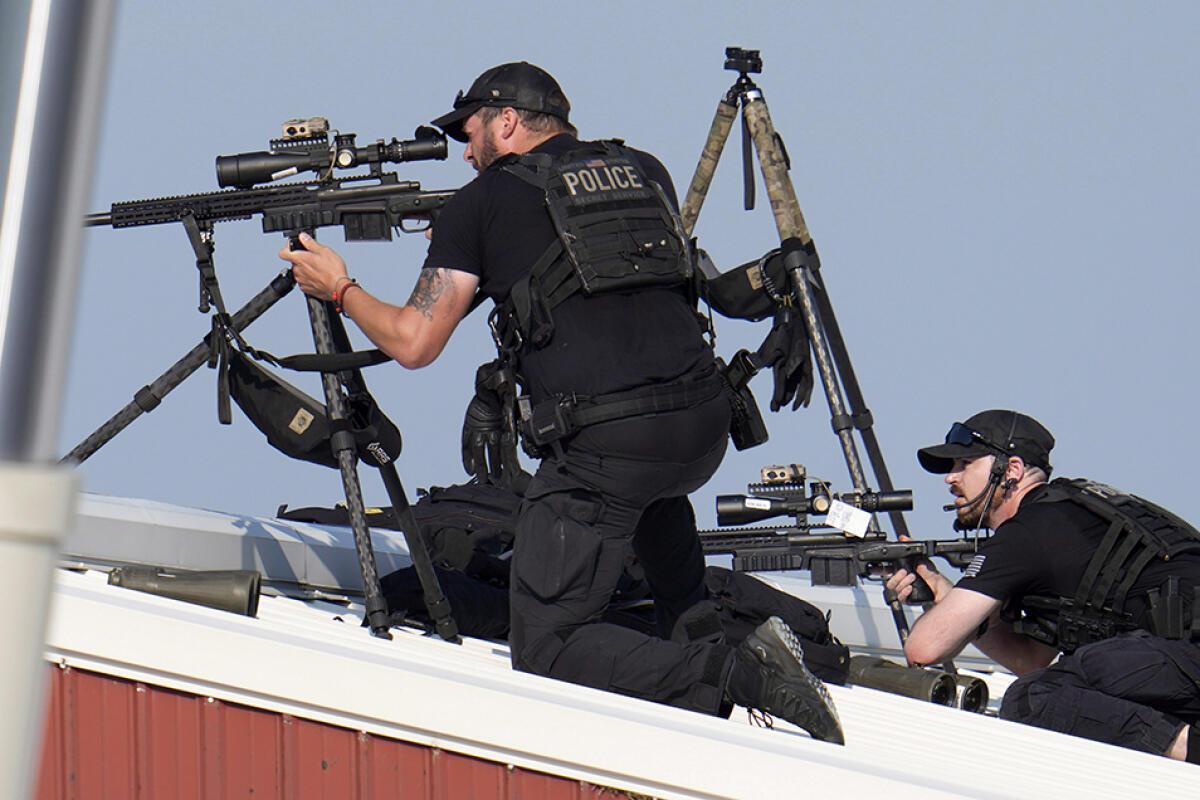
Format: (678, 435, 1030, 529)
(332, 278, 359, 316)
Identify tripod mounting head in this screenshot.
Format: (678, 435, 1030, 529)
(724, 47, 762, 77)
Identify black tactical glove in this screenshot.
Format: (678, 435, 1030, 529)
(461, 360, 529, 490)
(462, 392, 505, 483)
(755, 305, 814, 412)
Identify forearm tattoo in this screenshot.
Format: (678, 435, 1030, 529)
(406, 268, 454, 320)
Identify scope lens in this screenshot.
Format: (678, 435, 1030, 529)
(216, 151, 310, 189)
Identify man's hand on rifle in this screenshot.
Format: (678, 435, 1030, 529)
(886, 555, 954, 605)
(278, 232, 349, 301)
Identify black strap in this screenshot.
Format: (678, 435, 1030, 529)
(507, 240, 566, 348)
(1073, 517, 1126, 607)
(523, 371, 723, 447)
(502, 153, 554, 189)
(571, 373, 723, 427)
(1112, 546, 1161, 614)
(1087, 529, 1142, 610)
(271, 348, 392, 373)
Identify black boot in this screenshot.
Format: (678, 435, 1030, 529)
(725, 616, 844, 744)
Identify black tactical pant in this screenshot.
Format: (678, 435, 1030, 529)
(508, 393, 734, 715)
(1001, 631, 1200, 755)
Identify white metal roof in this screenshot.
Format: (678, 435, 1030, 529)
(45, 493, 1199, 799)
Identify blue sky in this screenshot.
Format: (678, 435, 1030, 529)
(58, 1, 1199, 538)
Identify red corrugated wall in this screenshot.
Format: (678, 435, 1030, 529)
(35, 664, 633, 800)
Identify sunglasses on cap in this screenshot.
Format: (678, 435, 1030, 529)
(944, 422, 1011, 457)
(452, 88, 516, 110)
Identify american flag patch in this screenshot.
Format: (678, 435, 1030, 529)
(964, 553, 987, 578)
(585, 159, 605, 168)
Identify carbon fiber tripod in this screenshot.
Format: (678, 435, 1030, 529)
(683, 47, 919, 642)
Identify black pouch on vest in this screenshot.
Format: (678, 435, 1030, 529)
(716, 353, 769, 451)
(228, 348, 402, 469)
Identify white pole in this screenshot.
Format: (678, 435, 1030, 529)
(0, 0, 116, 796)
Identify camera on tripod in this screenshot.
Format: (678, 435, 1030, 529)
(724, 47, 762, 76)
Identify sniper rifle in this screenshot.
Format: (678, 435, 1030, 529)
(85, 118, 454, 314)
(699, 463, 984, 603)
(88, 117, 452, 234)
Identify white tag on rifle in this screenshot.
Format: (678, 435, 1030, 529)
(827, 500, 871, 538)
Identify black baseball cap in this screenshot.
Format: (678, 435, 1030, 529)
(917, 409, 1055, 475)
(431, 62, 571, 142)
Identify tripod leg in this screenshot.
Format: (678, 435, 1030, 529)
(61, 270, 296, 464)
(304, 296, 392, 639)
(376, 465, 460, 642)
(740, 96, 870, 495)
(740, 90, 914, 642)
(680, 97, 738, 237)
(808, 270, 911, 538)
(739, 91, 813, 244)
(318, 306, 459, 642)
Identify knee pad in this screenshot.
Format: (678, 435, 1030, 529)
(671, 600, 726, 646)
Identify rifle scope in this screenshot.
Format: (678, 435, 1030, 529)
(716, 489, 912, 527)
(216, 125, 447, 189)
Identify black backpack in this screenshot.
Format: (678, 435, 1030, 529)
(278, 481, 520, 581)
(279, 482, 850, 683)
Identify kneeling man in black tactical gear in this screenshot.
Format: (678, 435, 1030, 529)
(888, 409, 1200, 762)
(280, 61, 842, 743)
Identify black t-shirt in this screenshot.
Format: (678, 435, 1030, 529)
(423, 134, 712, 402)
(955, 482, 1200, 628)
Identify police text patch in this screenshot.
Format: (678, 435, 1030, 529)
(557, 158, 651, 205)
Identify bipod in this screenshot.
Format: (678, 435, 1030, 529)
(62, 270, 297, 465)
(299, 269, 459, 644)
(681, 47, 919, 644)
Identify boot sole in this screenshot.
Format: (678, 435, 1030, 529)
(746, 617, 845, 744)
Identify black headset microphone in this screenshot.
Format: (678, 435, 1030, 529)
(941, 460, 1014, 513)
(940, 412, 1020, 516)
(942, 482, 996, 513)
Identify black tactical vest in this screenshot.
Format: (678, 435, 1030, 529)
(495, 140, 693, 350)
(1013, 478, 1200, 653)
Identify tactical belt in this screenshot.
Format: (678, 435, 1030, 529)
(519, 369, 724, 449)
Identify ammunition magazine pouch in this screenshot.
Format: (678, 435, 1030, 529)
(1016, 478, 1200, 652)
(1014, 596, 1139, 654)
(716, 351, 768, 451)
(500, 141, 694, 349)
(517, 369, 724, 450)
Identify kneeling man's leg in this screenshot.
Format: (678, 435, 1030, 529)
(1000, 634, 1193, 756)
